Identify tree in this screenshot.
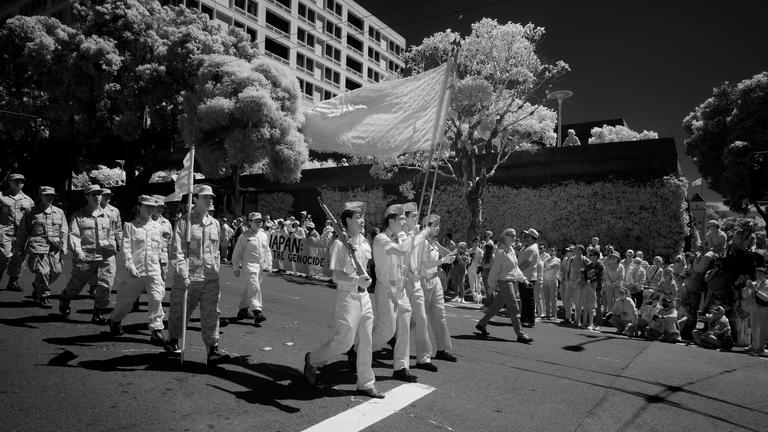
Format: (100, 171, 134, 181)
(179, 54, 308, 214)
(386, 19, 568, 238)
(683, 71, 768, 224)
(588, 124, 658, 144)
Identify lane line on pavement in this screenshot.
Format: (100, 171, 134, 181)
(302, 383, 436, 432)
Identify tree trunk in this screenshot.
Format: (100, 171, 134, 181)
(465, 188, 482, 241)
(753, 201, 768, 226)
(231, 165, 242, 217)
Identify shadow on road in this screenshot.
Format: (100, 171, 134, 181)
(60, 351, 349, 413)
(44, 332, 151, 347)
(562, 334, 615, 352)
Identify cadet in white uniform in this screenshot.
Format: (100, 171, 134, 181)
(303, 202, 383, 398)
(371, 204, 418, 382)
(231, 212, 272, 324)
(109, 195, 167, 344)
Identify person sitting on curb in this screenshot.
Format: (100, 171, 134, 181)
(692, 305, 734, 351)
(607, 287, 638, 335)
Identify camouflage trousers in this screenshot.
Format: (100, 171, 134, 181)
(168, 279, 220, 347)
(26, 252, 63, 298)
(60, 256, 116, 309)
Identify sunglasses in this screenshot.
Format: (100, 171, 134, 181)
(504, 233, 516, 237)
(249, 219, 261, 222)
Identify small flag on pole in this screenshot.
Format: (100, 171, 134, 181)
(691, 178, 703, 187)
(304, 63, 451, 157)
(165, 151, 193, 202)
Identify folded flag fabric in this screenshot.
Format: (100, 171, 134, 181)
(691, 178, 703, 186)
(165, 151, 193, 202)
(304, 63, 450, 157)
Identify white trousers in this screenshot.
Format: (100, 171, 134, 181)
(406, 277, 432, 364)
(310, 288, 375, 390)
(468, 264, 481, 296)
(110, 274, 166, 330)
(239, 270, 263, 311)
(370, 279, 412, 370)
(422, 275, 453, 352)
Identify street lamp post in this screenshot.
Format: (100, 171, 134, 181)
(548, 90, 573, 147)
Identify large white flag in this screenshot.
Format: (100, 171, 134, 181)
(691, 177, 703, 186)
(165, 151, 193, 202)
(304, 63, 450, 157)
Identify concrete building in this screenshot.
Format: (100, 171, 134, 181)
(0, 0, 406, 103)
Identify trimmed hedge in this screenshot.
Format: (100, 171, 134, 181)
(256, 192, 294, 220)
(318, 176, 689, 258)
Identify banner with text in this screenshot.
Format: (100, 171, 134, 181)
(269, 234, 332, 277)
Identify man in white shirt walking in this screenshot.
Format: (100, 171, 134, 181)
(231, 212, 273, 325)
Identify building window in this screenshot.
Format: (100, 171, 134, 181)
(298, 2, 315, 23)
(274, 0, 291, 9)
(200, 4, 214, 20)
(297, 27, 315, 47)
(264, 37, 290, 62)
(346, 34, 363, 54)
(296, 52, 315, 73)
(324, 20, 341, 40)
(247, 0, 258, 16)
(187, 0, 200, 9)
(234, 0, 246, 10)
(324, 43, 341, 63)
(265, 10, 291, 35)
(346, 56, 362, 75)
(325, 0, 342, 17)
(387, 59, 399, 73)
(345, 78, 361, 91)
(246, 27, 257, 42)
(323, 66, 340, 86)
(233, 20, 246, 29)
(322, 89, 336, 100)
(368, 26, 381, 42)
(347, 11, 363, 31)
(367, 68, 380, 82)
(297, 78, 314, 99)
(367, 47, 380, 62)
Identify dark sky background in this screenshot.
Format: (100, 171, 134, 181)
(355, 0, 768, 201)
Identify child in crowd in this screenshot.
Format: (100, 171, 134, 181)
(645, 297, 683, 343)
(625, 257, 647, 308)
(628, 290, 660, 338)
(607, 287, 638, 334)
(692, 305, 734, 350)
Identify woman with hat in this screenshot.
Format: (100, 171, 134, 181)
(602, 251, 625, 321)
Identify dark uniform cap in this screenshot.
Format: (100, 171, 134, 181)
(101, 188, 113, 196)
(39, 186, 56, 195)
(9, 173, 25, 181)
(138, 195, 157, 206)
(343, 201, 366, 214)
(193, 184, 215, 196)
(403, 202, 418, 213)
(384, 204, 404, 217)
(83, 184, 102, 194)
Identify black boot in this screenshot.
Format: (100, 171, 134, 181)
(59, 297, 71, 317)
(91, 308, 108, 325)
(38, 296, 53, 309)
(236, 307, 254, 320)
(207, 345, 231, 366)
(150, 329, 167, 345)
(253, 309, 266, 324)
(163, 338, 181, 356)
(109, 319, 124, 336)
(6, 278, 22, 292)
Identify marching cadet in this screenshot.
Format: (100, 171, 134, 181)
(231, 212, 272, 324)
(151, 195, 173, 284)
(402, 202, 440, 372)
(164, 185, 230, 366)
(371, 204, 418, 383)
(16, 186, 67, 308)
(303, 201, 384, 398)
(0, 173, 35, 292)
(109, 195, 167, 344)
(58, 185, 118, 325)
(88, 188, 122, 297)
(418, 214, 459, 362)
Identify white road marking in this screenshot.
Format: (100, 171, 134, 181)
(261, 347, 272, 351)
(302, 383, 436, 432)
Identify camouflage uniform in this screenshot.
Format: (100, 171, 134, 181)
(168, 211, 226, 347)
(0, 190, 35, 285)
(17, 201, 68, 299)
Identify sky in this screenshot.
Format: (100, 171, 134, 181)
(355, 0, 768, 201)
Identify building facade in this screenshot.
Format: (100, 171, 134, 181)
(0, 0, 406, 104)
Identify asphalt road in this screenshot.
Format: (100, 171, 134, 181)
(1, 257, 767, 432)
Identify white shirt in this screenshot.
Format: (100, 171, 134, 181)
(123, 218, 162, 277)
(518, 243, 540, 281)
(232, 228, 272, 272)
(329, 234, 371, 286)
(373, 231, 407, 283)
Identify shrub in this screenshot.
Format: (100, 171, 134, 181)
(257, 192, 294, 219)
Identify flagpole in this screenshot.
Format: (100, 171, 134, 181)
(181, 130, 196, 367)
(418, 59, 454, 220)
